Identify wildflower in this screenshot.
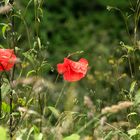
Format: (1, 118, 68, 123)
(0, 49, 17, 71)
(57, 58, 88, 82)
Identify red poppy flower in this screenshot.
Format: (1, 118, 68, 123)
(0, 49, 17, 71)
(57, 58, 88, 82)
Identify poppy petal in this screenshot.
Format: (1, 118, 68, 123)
(64, 70, 84, 82)
(79, 58, 88, 66)
(0, 49, 17, 71)
(57, 63, 66, 74)
(70, 59, 88, 74)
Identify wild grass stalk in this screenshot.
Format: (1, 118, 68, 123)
(9, 0, 15, 139)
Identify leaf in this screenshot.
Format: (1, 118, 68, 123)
(2, 102, 10, 113)
(33, 125, 39, 133)
(1, 79, 10, 97)
(130, 81, 137, 93)
(12, 112, 20, 117)
(27, 127, 34, 140)
(16, 129, 27, 139)
(23, 51, 35, 64)
(0, 127, 7, 140)
(4, 0, 9, 5)
(127, 112, 137, 120)
(27, 70, 36, 77)
(63, 134, 80, 140)
(37, 37, 41, 49)
(136, 124, 140, 129)
(120, 42, 134, 53)
(48, 106, 60, 118)
(27, 98, 33, 106)
(2, 24, 10, 39)
(124, 45, 134, 53)
(0, 44, 4, 48)
(127, 112, 137, 116)
(104, 131, 114, 140)
(34, 133, 43, 140)
(128, 129, 137, 137)
(134, 89, 140, 105)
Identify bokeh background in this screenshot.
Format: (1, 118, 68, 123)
(4, 0, 132, 105)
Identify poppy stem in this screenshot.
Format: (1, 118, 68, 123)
(55, 82, 66, 108)
(48, 82, 66, 124)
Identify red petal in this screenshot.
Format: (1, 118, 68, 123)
(0, 49, 17, 71)
(70, 58, 88, 74)
(64, 58, 71, 64)
(64, 69, 84, 82)
(57, 63, 66, 74)
(79, 58, 88, 66)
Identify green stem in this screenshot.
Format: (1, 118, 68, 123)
(33, 0, 44, 131)
(76, 116, 97, 134)
(9, 0, 15, 139)
(55, 82, 66, 108)
(48, 82, 66, 123)
(128, 56, 133, 78)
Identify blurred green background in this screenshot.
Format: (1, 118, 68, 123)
(0, 0, 134, 106)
